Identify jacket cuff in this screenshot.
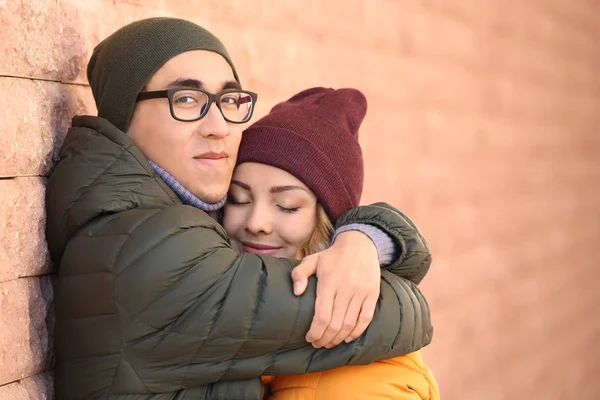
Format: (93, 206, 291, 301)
(331, 224, 400, 266)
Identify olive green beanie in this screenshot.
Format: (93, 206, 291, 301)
(87, 17, 240, 132)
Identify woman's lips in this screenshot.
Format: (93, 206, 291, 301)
(242, 241, 282, 255)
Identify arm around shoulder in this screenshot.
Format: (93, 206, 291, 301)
(109, 205, 431, 390)
(336, 202, 432, 283)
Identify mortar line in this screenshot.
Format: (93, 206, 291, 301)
(0, 74, 89, 87)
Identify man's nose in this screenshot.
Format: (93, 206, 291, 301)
(245, 204, 273, 236)
(198, 102, 229, 138)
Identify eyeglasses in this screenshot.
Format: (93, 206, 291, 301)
(136, 88, 258, 124)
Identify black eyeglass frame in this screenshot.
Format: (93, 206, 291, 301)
(136, 88, 258, 124)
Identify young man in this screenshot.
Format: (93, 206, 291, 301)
(46, 18, 433, 399)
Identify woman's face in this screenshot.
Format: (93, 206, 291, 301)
(222, 162, 318, 258)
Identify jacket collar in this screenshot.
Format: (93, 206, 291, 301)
(148, 160, 226, 212)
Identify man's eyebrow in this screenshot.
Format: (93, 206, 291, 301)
(270, 185, 309, 194)
(167, 78, 203, 89)
(231, 180, 251, 190)
(167, 78, 242, 91)
(222, 80, 242, 91)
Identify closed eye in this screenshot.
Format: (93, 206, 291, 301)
(227, 197, 249, 206)
(277, 205, 300, 213)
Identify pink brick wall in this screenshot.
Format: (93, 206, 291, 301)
(1, 1, 599, 399)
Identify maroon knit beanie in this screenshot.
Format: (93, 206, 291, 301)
(236, 87, 366, 222)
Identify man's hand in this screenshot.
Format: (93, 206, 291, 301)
(291, 230, 381, 348)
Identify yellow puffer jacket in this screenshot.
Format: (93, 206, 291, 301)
(262, 351, 439, 400)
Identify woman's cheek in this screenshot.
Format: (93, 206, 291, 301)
(222, 206, 242, 237)
(281, 212, 314, 247)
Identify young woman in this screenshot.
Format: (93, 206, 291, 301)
(222, 87, 440, 399)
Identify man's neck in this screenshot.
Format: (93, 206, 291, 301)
(149, 161, 226, 212)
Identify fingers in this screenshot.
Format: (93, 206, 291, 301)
(326, 294, 364, 347)
(344, 293, 378, 343)
(305, 279, 335, 344)
(301, 244, 380, 349)
(310, 290, 355, 348)
(291, 254, 318, 296)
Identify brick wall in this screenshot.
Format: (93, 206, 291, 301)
(1, 1, 599, 399)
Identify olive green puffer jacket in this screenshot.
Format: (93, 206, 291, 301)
(46, 116, 433, 400)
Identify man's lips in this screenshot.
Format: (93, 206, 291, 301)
(194, 151, 228, 166)
(242, 241, 282, 255)
(195, 151, 228, 160)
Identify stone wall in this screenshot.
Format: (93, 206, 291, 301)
(1, 1, 599, 399)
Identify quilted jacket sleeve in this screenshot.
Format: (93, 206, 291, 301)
(89, 203, 431, 392)
(336, 202, 432, 284)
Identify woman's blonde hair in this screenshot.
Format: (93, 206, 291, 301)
(296, 204, 334, 258)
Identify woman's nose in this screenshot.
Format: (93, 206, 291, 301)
(245, 204, 273, 235)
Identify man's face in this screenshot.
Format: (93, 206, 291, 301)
(128, 50, 243, 203)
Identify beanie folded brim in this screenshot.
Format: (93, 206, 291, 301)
(237, 125, 358, 221)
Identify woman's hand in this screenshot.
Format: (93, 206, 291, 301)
(291, 231, 381, 348)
